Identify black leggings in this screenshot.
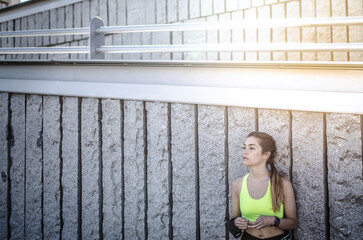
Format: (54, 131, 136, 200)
(241, 231, 290, 240)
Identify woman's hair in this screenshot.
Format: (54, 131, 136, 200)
(247, 131, 283, 213)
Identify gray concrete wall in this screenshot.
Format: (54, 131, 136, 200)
(0, 92, 362, 240)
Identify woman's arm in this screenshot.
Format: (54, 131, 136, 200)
(231, 177, 249, 230)
(276, 177, 297, 230)
(231, 178, 242, 218)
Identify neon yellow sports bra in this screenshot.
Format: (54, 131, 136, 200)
(240, 173, 284, 222)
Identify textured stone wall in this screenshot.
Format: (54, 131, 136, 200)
(0, 93, 362, 240)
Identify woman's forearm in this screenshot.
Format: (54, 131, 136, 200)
(277, 217, 297, 230)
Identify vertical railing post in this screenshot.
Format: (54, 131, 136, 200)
(90, 17, 105, 60)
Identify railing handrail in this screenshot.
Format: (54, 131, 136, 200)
(96, 16, 363, 34)
(0, 16, 362, 59)
(1, 43, 363, 55)
(0, 27, 89, 38)
(0, 16, 362, 38)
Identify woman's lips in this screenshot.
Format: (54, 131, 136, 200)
(243, 157, 248, 160)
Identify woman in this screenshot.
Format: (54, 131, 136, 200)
(230, 132, 297, 240)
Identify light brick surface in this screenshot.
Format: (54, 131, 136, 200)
(65, 5, 73, 42)
(258, 109, 291, 178)
(146, 102, 169, 239)
(327, 113, 363, 240)
(286, 1, 301, 61)
(201, 0, 213, 16)
(57, 7, 65, 44)
(172, 30, 183, 60)
(0, 93, 8, 240)
(213, 0, 225, 14)
(239, 0, 251, 9)
(153, 0, 171, 60)
(74, 3, 82, 41)
(258, 6, 271, 61)
(190, 0, 201, 18)
(219, 13, 232, 60)
(231, 11, 244, 60)
(171, 103, 196, 240)
(226, 0, 238, 11)
(198, 105, 226, 239)
(207, 15, 218, 60)
(124, 101, 145, 240)
(102, 99, 122, 240)
(292, 111, 325, 239)
(271, 3, 286, 61)
(168, 0, 178, 22)
(6, 21, 14, 60)
(183, 18, 206, 60)
(81, 98, 100, 239)
(10, 94, 26, 240)
(50, 9, 57, 45)
(244, 8, 257, 60)
(25, 95, 43, 240)
(43, 96, 61, 239)
(62, 97, 79, 240)
(178, 0, 189, 21)
(252, 0, 264, 7)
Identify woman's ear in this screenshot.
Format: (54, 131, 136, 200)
(263, 151, 271, 161)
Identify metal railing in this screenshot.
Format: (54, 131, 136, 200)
(0, 16, 363, 59)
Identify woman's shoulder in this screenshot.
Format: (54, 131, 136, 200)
(232, 174, 247, 190)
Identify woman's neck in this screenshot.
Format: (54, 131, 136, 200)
(248, 165, 269, 181)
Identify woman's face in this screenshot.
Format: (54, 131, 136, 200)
(242, 136, 270, 167)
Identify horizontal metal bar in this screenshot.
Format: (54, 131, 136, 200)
(97, 43, 363, 53)
(0, 46, 89, 54)
(97, 16, 363, 34)
(2, 59, 363, 70)
(0, 27, 89, 38)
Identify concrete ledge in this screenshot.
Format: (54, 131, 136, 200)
(1, 60, 363, 114)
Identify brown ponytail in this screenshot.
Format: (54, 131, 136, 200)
(247, 132, 283, 213)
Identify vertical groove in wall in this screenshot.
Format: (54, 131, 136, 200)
(289, 111, 293, 182)
(98, 99, 103, 240)
(143, 101, 148, 240)
(256, 8, 259, 61)
(323, 113, 330, 240)
(288, 110, 294, 240)
(59, 97, 64, 240)
(77, 97, 82, 240)
(194, 104, 200, 240)
(167, 103, 173, 240)
(255, 108, 259, 132)
(269, 6, 272, 61)
(120, 100, 125, 240)
(7, 93, 12, 240)
(345, 0, 350, 61)
(284, 2, 287, 61)
(299, 0, 302, 61)
(361, 115, 363, 179)
(40, 96, 44, 240)
(329, 0, 333, 62)
(23, 95, 27, 238)
(224, 107, 229, 240)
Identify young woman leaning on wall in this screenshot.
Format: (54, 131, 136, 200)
(226, 132, 297, 240)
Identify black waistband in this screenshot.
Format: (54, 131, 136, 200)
(241, 231, 290, 240)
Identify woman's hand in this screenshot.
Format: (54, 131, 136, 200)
(234, 217, 249, 230)
(247, 216, 275, 230)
